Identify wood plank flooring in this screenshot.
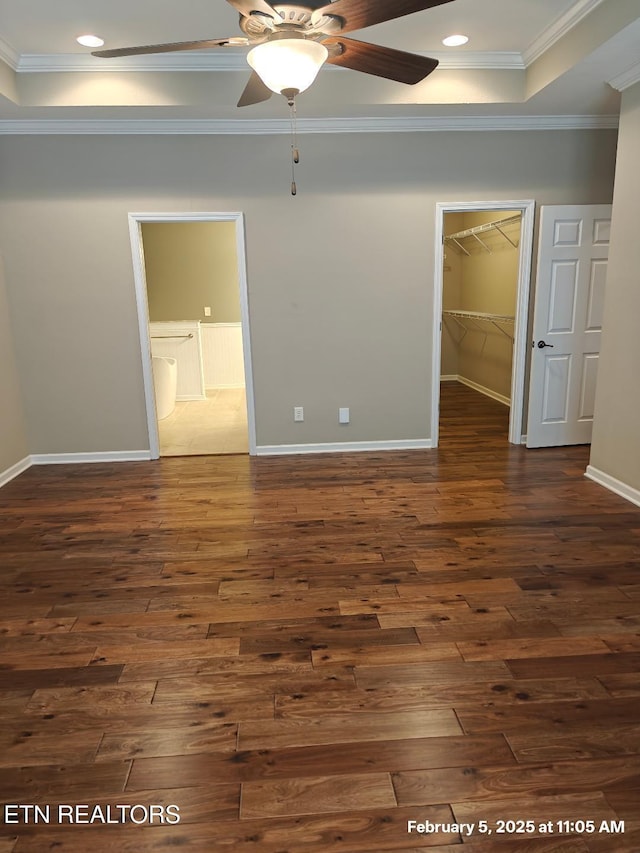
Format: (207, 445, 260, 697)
(0, 382, 639, 852)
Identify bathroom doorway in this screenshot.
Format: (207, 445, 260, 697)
(129, 212, 256, 458)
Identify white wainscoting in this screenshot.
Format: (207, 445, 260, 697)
(201, 323, 245, 389)
(149, 321, 206, 401)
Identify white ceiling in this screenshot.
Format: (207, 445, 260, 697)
(0, 0, 638, 131)
(0, 0, 575, 55)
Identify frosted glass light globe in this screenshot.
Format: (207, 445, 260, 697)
(248, 39, 329, 95)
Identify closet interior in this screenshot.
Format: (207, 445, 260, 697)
(440, 210, 522, 414)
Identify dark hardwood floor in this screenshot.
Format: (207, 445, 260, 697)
(0, 382, 639, 852)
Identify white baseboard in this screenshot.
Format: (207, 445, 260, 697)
(30, 450, 152, 465)
(257, 439, 433, 456)
(0, 455, 32, 488)
(444, 374, 511, 407)
(440, 375, 459, 382)
(585, 465, 640, 508)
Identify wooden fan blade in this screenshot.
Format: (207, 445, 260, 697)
(92, 37, 248, 59)
(313, 0, 454, 35)
(238, 72, 274, 107)
(325, 37, 438, 84)
(226, 0, 278, 20)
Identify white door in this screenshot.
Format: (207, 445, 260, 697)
(526, 204, 611, 448)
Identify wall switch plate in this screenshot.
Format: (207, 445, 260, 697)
(339, 407, 350, 424)
(294, 406, 304, 422)
(203, 306, 212, 317)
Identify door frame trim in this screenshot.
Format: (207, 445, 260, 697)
(128, 211, 257, 458)
(431, 199, 536, 447)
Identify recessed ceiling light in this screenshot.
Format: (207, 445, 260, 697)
(77, 35, 105, 48)
(442, 34, 469, 47)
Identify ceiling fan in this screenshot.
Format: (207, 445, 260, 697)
(92, 0, 455, 107)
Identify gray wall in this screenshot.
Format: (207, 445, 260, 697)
(590, 83, 640, 492)
(0, 130, 617, 455)
(0, 252, 29, 472)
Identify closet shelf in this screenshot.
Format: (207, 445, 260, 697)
(445, 214, 521, 254)
(444, 310, 513, 322)
(443, 309, 515, 341)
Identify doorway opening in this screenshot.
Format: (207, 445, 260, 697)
(431, 200, 535, 448)
(129, 212, 256, 458)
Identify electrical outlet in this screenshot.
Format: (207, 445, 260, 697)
(339, 407, 350, 424)
(203, 306, 212, 317)
(294, 406, 304, 422)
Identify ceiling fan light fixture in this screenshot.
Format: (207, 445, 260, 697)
(247, 38, 329, 96)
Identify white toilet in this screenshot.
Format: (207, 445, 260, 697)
(152, 356, 178, 419)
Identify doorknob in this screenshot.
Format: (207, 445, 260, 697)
(537, 340, 554, 349)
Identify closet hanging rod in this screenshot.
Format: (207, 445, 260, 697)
(443, 310, 514, 341)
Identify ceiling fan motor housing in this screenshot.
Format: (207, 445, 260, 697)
(239, 3, 343, 39)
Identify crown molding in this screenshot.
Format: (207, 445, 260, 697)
(523, 0, 607, 66)
(16, 50, 524, 73)
(0, 114, 619, 136)
(0, 35, 19, 70)
(17, 51, 248, 73)
(438, 52, 524, 70)
(608, 60, 640, 92)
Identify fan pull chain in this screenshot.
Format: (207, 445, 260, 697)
(288, 95, 299, 196)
